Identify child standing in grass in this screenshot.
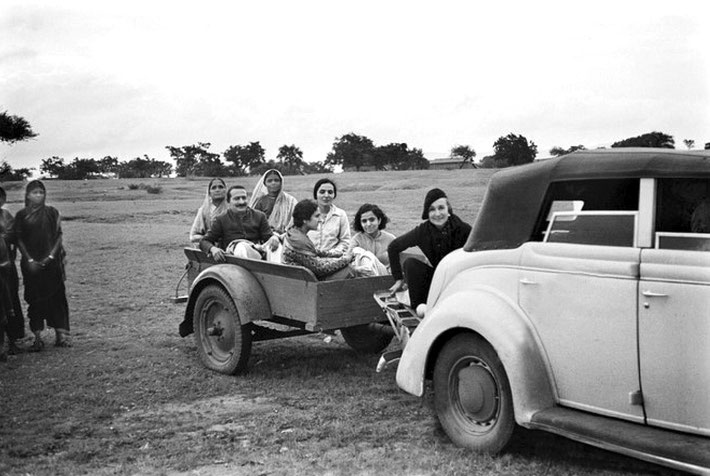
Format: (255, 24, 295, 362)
(15, 180, 71, 350)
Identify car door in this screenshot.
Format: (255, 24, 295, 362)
(519, 241, 644, 421)
(638, 248, 710, 435)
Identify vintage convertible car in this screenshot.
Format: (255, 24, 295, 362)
(394, 148, 710, 474)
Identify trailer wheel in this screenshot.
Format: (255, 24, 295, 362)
(341, 324, 392, 354)
(433, 333, 514, 453)
(193, 284, 252, 375)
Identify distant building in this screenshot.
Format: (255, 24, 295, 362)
(428, 157, 478, 170)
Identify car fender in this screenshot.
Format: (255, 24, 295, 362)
(395, 285, 555, 425)
(179, 264, 271, 336)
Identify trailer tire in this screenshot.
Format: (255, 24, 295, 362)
(341, 324, 392, 354)
(193, 284, 252, 375)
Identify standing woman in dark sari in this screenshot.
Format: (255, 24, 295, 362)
(15, 180, 70, 350)
(0, 186, 26, 354)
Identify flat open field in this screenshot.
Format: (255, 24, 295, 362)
(0, 170, 683, 475)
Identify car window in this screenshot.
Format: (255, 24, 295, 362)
(544, 211, 637, 247)
(655, 178, 710, 251)
(533, 179, 640, 241)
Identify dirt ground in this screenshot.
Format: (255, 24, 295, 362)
(0, 174, 684, 476)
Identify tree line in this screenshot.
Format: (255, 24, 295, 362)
(1, 109, 706, 182)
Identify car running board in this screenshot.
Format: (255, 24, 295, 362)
(373, 291, 421, 372)
(529, 407, 710, 475)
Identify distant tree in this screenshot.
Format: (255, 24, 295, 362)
(0, 160, 32, 181)
(302, 160, 333, 174)
(166, 142, 221, 177)
(478, 155, 497, 168)
(374, 143, 408, 170)
(116, 155, 172, 178)
(402, 147, 429, 170)
(68, 158, 101, 180)
(223, 142, 266, 176)
(40, 156, 66, 178)
(325, 133, 375, 171)
(611, 131, 674, 149)
(97, 156, 119, 175)
(549, 145, 586, 157)
(193, 154, 227, 177)
(683, 139, 695, 150)
(0, 111, 37, 144)
(276, 144, 305, 174)
(492, 133, 538, 167)
(450, 145, 476, 168)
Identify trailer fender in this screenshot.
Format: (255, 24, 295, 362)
(179, 264, 271, 337)
(396, 286, 555, 425)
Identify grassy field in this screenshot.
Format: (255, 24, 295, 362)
(0, 170, 684, 476)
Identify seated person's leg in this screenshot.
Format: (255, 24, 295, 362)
(402, 258, 434, 309)
(322, 266, 355, 281)
(230, 241, 263, 260)
(266, 242, 283, 263)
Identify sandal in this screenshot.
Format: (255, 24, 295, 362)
(55, 339, 72, 348)
(29, 338, 45, 352)
(8, 340, 24, 355)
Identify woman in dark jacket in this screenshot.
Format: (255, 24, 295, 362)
(387, 188, 471, 310)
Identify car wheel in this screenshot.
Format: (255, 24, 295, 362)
(433, 333, 515, 453)
(193, 284, 252, 375)
(341, 324, 393, 354)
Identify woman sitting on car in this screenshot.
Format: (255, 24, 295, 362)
(387, 188, 471, 310)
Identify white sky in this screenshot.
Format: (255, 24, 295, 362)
(1, 0, 709, 171)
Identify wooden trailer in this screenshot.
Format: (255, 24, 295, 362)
(177, 248, 395, 374)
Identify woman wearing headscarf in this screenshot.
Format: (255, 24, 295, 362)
(387, 188, 471, 310)
(189, 178, 228, 245)
(0, 186, 25, 354)
(14, 180, 70, 350)
(249, 169, 298, 260)
(249, 169, 298, 234)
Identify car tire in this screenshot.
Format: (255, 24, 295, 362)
(433, 333, 515, 453)
(193, 284, 252, 375)
(341, 324, 393, 354)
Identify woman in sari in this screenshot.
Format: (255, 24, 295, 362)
(189, 178, 228, 245)
(15, 180, 70, 350)
(249, 169, 298, 260)
(282, 199, 354, 280)
(249, 169, 297, 234)
(0, 186, 25, 354)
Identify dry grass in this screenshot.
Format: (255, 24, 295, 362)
(0, 171, 682, 475)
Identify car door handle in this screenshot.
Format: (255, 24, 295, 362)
(520, 278, 537, 285)
(642, 291, 668, 298)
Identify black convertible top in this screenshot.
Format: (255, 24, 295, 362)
(464, 148, 710, 252)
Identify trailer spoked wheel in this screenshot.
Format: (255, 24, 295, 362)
(193, 284, 252, 375)
(433, 333, 514, 453)
(341, 324, 393, 354)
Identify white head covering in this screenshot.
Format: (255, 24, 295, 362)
(249, 169, 298, 234)
(199, 178, 228, 231)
